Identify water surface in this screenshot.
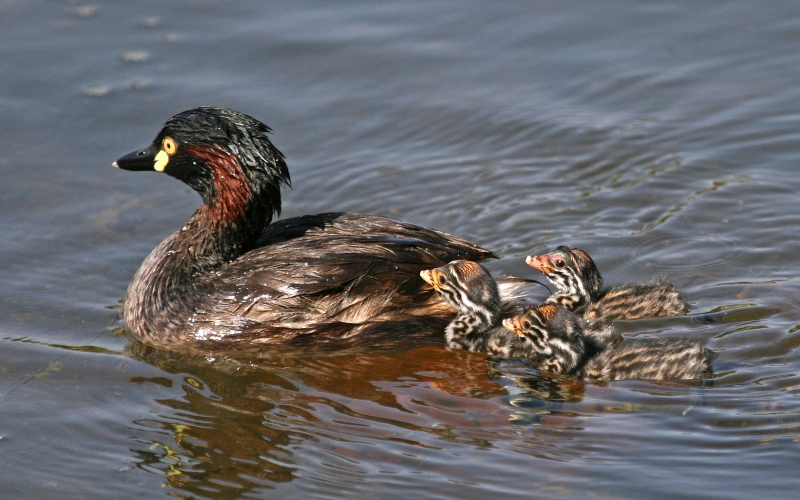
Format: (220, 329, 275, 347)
(1, 1, 799, 498)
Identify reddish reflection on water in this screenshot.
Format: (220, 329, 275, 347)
(125, 341, 596, 497)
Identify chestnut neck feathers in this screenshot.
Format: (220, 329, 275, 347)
(157, 108, 290, 266)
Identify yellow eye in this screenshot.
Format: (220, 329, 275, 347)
(162, 137, 177, 155)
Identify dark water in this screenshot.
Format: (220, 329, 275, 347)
(2, 1, 799, 498)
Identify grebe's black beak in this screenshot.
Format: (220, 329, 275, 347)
(113, 144, 159, 171)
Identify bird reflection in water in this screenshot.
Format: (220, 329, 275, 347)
(123, 336, 590, 496)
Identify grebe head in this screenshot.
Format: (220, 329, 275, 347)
(114, 107, 291, 222)
(420, 260, 501, 324)
(526, 245, 602, 300)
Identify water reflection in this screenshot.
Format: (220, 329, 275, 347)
(10, 297, 797, 500)
(123, 339, 594, 496)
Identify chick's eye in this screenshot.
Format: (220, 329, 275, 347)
(438, 275, 447, 286)
(522, 320, 531, 330)
(162, 137, 177, 155)
(554, 259, 566, 269)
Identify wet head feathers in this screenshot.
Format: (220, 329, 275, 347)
(155, 107, 291, 224)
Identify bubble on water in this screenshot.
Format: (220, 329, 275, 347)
(71, 5, 99, 18)
(117, 50, 150, 63)
(83, 84, 111, 97)
(141, 17, 161, 28)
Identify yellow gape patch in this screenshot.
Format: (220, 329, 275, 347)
(155, 136, 177, 172)
(154, 150, 169, 172)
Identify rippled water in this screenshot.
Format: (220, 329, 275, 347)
(2, 1, 800, 498)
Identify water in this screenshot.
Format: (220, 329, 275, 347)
(1, 1, 799, 498)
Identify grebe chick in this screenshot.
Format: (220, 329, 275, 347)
(502, 303, 587, 375)
(114, 107, 497, 348)
(584, 338, 713, 381)
(419, 260, 531, 357)
(505, 304, 711, 381)
(526, 245, 688, 321)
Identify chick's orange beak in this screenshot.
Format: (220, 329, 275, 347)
(525, 254, 551, 274)
(420, 269, 437, 289)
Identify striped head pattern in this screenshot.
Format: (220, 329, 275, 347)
(525, 245, 602, 311)
(502, 303, 586, 374)
(420, 260, 501, 326)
